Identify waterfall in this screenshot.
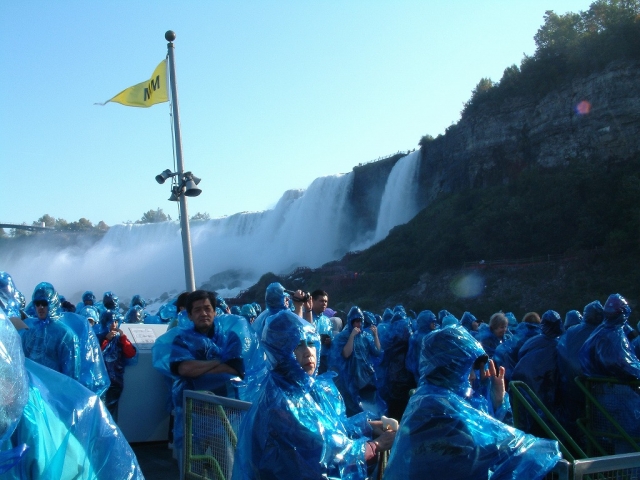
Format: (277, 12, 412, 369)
(1, 153, 423, 303)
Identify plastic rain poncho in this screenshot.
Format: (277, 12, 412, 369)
(493, 321, 540, 382)
(378, 311, 416, 419)
(511, 310, 564, 412)
(384, 325, 561, 480)
(564, 310, 582, 330)
(252, 282, 288, 338)
(557, 300, 604, 432)
(233, 310, 376, 480)
(580, 294, 640, 380)
(406, 310, 436, 384)
(152, 312, 262, 449)
(21, 282, 110, 396)
(75, 290, 96, 312)
(0, 272, 24, 319)
(330, 307, 386, 417)
(460, 311, 479, 336)
(578, 294, 640, 452)
(0, 310, 144, 480)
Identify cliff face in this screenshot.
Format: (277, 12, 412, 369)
(412, 60, 640, 210)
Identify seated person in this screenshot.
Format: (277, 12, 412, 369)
(233, 310, 395, 480)
(384, 324, 561, 479)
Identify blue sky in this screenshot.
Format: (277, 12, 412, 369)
(1, 0, 594, 227)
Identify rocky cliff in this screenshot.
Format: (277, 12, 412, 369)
(407, 60, 640, 210)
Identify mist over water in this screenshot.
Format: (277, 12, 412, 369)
(2, 152, 423, 303)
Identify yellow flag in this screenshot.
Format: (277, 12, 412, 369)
(98, 59, 168, 108)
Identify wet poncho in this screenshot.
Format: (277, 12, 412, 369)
(557, 300, 604, 432)
(578, 294, 640, 452)
(152, 312, 262, 449)
(377, 311, 416, 419)
(384, 325, 561, 479)
(511, 311, 564, 412)
(21, 282, 110, 396)
(460, 311, 479, 337)
(0, 272, 24, 319)
(75, 290, 96, 313)
(233, 310, 376, 480)
(0, 311, 143, 479)
(252, 282, 288, 338)
(477, 328, 504, 358)
(580, 294, 640, 380)
(492, 321, 540, 382)
(406, 310, 436, 384)
(330, 307, 385, 417)
(564, 310, 582, 330)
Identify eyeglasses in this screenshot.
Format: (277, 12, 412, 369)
(34, 300, 48, 307)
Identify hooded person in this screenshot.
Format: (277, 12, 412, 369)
(99, 310, 138, 421)
(21, 282, 110, 397)
(406, 310, 437, 384)
(75, 290, 96, 312)
(580, 294, 640, 380)
(564, 310, 582, 330)
(252, 282, 288, 338)
(578, 293, 640, 453)
(377, 308, 416, 421)
(0, 271, 24, 320)
(21, 282, 81, 381)
(460, 311, 480, 336)
(511, 310, 565, 422)
(384, 324, 561, 479)
(557, 300, 605, 436)
(232, 309, 395, 480)
(0, 309, 144, 479)
(330, 306, 386, 417)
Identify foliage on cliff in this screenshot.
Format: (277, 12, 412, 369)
(462, 0, 640, 117)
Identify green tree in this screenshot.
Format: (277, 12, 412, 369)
(55, 218, 69, 230)
(34, 214, 55, 228)
(190, 212, 211, 221)
(97, 221, 109, 231)
(138, 208, 171, 224)
(418, 135, 435, 147)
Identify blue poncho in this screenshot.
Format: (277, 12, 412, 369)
(329, 307, 385, 417)
(233, 310, 375, 480)
(384, 325, 561, 479)
(0, 310, 143, 479)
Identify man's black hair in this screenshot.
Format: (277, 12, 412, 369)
(176, 291, 190, 310)
(186, 290, 217, 315)
(311, 289, 328, 300)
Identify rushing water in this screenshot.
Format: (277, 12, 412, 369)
(2, 152, 423, 302)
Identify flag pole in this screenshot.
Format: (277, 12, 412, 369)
(165, 30, 196, 292)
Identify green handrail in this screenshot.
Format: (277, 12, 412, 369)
(574, 376, 640, 455)
(509, 380, 588, 462)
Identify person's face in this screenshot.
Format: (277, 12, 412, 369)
(88, 317, 96, 326)
(352, 319, 362, 330)
(471, 321, 479, 331)
(492, 323, 507, 339)
(189, 298, 216, 334)
(312, 295, 328, 314)
(34, 300, 49, 320)
(84, 299, 94, 306)
(294, 340, 317, 375)
(109, 320, 119, 332)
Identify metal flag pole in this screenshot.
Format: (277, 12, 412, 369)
(166, 30, 196, 292)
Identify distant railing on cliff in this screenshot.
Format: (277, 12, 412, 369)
(462, 248, 604, 269)
(357, 149, 417, 168)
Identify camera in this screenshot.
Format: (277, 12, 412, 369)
(285, 289, 310, 302)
